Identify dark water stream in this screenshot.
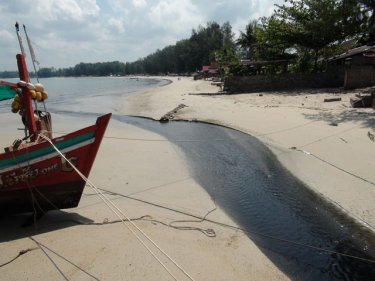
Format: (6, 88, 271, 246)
(3, 75, 373, 280)
(112, 114, 375, 281)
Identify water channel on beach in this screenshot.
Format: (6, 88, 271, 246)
(114, 115, 375, 281)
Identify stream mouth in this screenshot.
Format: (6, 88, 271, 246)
(112, 114, 375, 281)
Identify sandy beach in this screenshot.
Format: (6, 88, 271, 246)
(124, 77, 375, 230)
(0, 105, 289, 279)
(1, 76, 374, 280)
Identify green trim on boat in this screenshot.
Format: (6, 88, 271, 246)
(0, 85, 17, 101)
(0, 131, 94, 170)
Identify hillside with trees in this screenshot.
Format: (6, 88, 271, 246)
(0, 0, 373, 78)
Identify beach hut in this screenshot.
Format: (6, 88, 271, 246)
(239, 59, 289, 75)
(328, 44, 375, 89)
(201, 63, 219, 79)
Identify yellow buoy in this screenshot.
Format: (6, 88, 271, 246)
(42, 91, 48, 101)
(11, 101, 20, 113)
(14, 95, 21, 102)
(30, 90, 37, 99)
(11, 100, 19, 107)
(35, 91, 42, 102)
(34, 83, 45, 92)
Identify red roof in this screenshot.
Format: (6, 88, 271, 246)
(202, 65, 210, 71)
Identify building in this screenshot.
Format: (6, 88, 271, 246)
(328, 45, 375, 89)
(240, 59, 289, 75)
(201, 63, 219, 78)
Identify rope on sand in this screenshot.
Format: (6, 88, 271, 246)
(39, 134, 196, 281)
(294, 148, 375, 187)
(99, 187, 375, 265)
(0, 248, 38, 268)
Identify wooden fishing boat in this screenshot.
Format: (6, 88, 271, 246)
(0, 46, 111, 215)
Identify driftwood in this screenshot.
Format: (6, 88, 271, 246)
(160, 104, 187, 122)
(324, 97, 342, 102)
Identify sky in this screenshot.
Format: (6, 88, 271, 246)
(0, 0, 284, 71)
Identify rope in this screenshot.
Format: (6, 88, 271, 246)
(51, 131, 228, 143)
(6, 133, 374, 270)
(167, 207, 217, 237)
(29, 237, 100, 281)
(34, 127, 375, 267)
(257, 120, 318, 136)
(80, 135, 227, 143)
(297, 124, 361, 149)
(29, 237, 69, 281)
(255, 122, 375, 231)
(293, 148, 375, 187)
(99, 187, 375, 265)
(38, 134, 196, 281)
(100, 134, 375, 189)
(290, 148, 375, 231)
(11, 147, 47, 223)
(12, 135, 196, 278)
(0, 248, 38, 267)
(11, 144, 60, 220)
(46, 214, 216, 238)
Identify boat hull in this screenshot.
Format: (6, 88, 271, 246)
(0, 113, 111, 215)
(0, 180, 85, 214)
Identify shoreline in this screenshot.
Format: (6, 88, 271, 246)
(122, 76, 375, 232)
(1, 75, 374, 280)
(0, 106, 289, 278)
(128, 111, 374, 232)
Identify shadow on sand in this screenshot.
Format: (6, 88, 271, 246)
(0, 211, 93, 243)
(303, 110, 375, 129)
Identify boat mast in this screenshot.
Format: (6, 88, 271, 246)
(23, 24, 40, 83)
(15, 22, 37, 142)
(17, 54, 38, 142)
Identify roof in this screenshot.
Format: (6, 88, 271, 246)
(240, 59, 289, 66)
(202, 65, 210, 71)
(329, 45, 375, 61)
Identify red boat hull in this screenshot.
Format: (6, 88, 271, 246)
(0, 113, 111, 215)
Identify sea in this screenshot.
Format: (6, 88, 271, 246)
(0, 76, 168, 114)
(1, 77, 375, 281)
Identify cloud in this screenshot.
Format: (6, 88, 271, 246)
(108, 17, 126, 34)
(37, 0, 99, 21)
(148, 0, 203, 34)
(132, 0, 147, 9)
(0, 0, 285, 71)
(0, 30, 14, 44)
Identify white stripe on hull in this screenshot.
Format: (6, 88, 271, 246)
(0, 138, 95, 174)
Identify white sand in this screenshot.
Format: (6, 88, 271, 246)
(123, 77, 375, 230)
(2, 75, 374, 280)
(0, 110, 288, 280)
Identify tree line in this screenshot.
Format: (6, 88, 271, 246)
(1, 0, 373, 78)
(34, 21, 233, 78)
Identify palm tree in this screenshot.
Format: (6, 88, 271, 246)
(236, 20, 259, 59)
